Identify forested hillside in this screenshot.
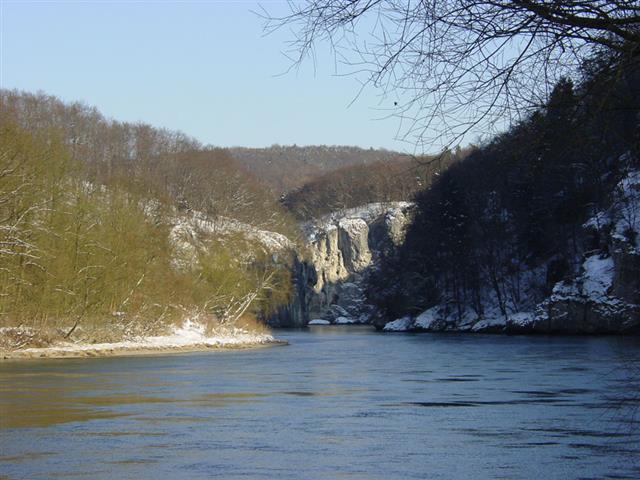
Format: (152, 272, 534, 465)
(0, 92, 295, 348)
(367, 47, 640, 333)
(229, 145, 408, 193)
(1, 90, 413, 202)
(282, 149, 469, 221)
(0, 90, 298, 235)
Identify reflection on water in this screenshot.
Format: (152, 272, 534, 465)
(1, 326, 640, 479)
(0, 380, 129, 429)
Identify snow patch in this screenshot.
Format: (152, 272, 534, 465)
(582, 254, 614, 298)
(383, 316, 413, 332)
(334, 316, 358, 324)
(508, 311, 536, 327)
(12, 318, 277, 357)
(308, 319, 330, 325)
(414, 306, 440, 330)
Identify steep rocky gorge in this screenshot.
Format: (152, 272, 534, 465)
(166, 204, 416, 329)
(268, 203, 414, 327)
(173, 180, 639, 335)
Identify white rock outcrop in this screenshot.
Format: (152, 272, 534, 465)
(299, 202, 414, 325)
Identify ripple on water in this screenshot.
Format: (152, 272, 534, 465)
(1, 329, 639, 480)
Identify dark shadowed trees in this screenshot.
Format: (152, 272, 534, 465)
(367, 54, 640, 319)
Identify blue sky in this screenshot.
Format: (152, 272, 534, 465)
(0, 0, 417, 151)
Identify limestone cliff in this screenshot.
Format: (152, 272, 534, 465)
(270, 202, 414, 327)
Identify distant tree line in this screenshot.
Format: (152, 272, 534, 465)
(283, 149, 471, 221)
(0, 90, 297, 237)
(229, 145, 410, 194)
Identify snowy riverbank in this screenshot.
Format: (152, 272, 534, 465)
(1, 319, 286, 360)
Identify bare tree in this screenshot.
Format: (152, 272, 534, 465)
(264, 0, 640, 150)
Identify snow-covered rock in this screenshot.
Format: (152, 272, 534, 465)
(334, 316, 358, 324)
(414, 307, 440, 330)
(383, 316, 413, 332)
(378, 165, 640, 335)
(380, 252, 637, 334)
(582, 254, 614, 299)
(308, 319, 330, 325)
(505, 311, 536, 330)
(527, 168, 640, 334)
(381, 305, 495, 333)
(529, 251, 638, 333)
(471, 316, 506, 333)
(304, 202, 414, 241)
(170, 211, 294, 270)
(613, 168, 640, 252)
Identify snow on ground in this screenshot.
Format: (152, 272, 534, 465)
(383, 316, 413, 332)
(171, 211, 293, 258)
(3, 319, 280, 359)
(334, 316, 359, 325)
(582, 254, 614, 298)
(308, 319, 330, 325)
(507, 311, 536, 327)
(414, 307, 439, 329)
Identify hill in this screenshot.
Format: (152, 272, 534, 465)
(229, 145, 408, 194)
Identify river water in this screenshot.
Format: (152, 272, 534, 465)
(1, 326, 640, 479)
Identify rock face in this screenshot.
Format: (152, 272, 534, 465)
(268, 258, 316, 328)
(527, 252, 640, 334)
(524, 171, 640, 333)
(269, 202, 414, 327)
(526, 167, 640, 334)
(338, 218, 372, 272)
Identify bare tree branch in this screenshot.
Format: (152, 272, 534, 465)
(264, 0, 640, 150)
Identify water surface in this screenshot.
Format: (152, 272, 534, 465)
(1, 327, 639, 479)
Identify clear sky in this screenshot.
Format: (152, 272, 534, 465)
(0, 0, 417, 152)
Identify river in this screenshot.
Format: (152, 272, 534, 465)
(1, 326, 640, 479)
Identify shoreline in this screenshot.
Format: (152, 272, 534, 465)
(1, 338, 287, 360)
(0, 319, 287, 360)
